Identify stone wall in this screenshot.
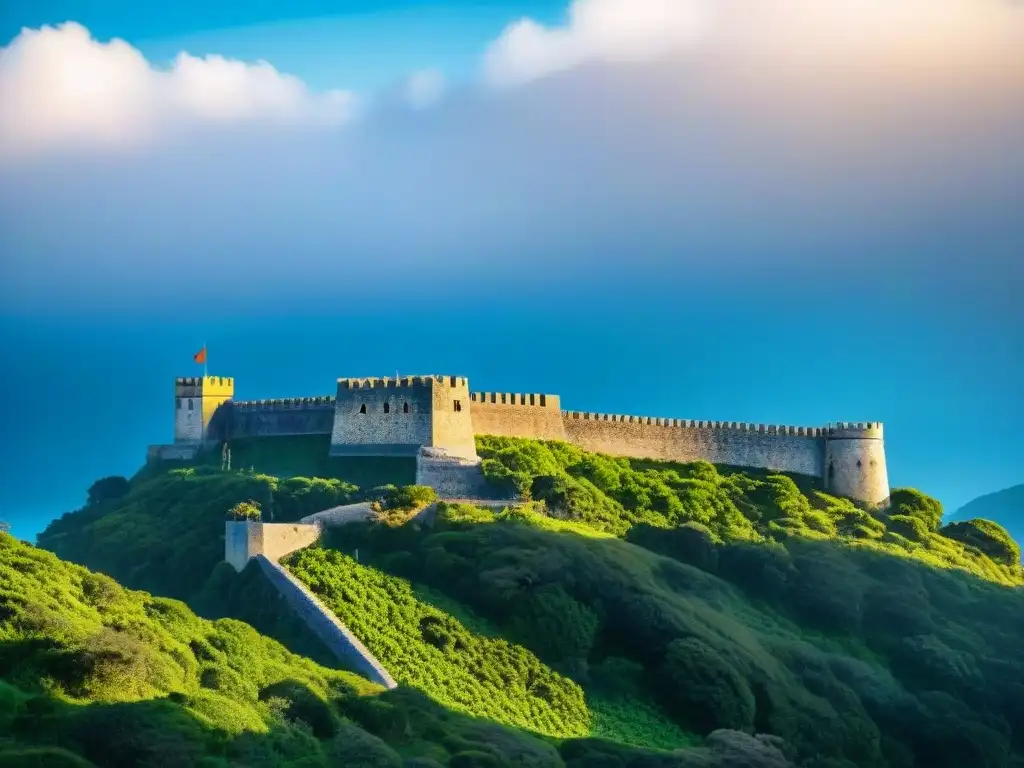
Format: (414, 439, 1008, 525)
(331, 377, 435, 457)
(256, 555, 397, 689)
(824, 423, 889, 505)
(562, 412, 826, 478)
(226, 399, 334, 439)
(224, 521, 323, 572)
(469, 392, 567, 441)
(415, 451, 490, 498)
(430, 377, 478, 459)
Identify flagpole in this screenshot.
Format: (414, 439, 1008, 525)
(204, 341, 208, 379)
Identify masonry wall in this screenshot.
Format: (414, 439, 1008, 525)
(431, 377, 478, 459)
(224, 521, 322, 572)
(226, 399, 335, 440)
(256, 555, 397, 689)
(562, 412, 826, 477)
(824, 424, 889, 505)
(331, 377, 435, 456)
(416, 455, 490, 498)
(469, 392, 567, 441)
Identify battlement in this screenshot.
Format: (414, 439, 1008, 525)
(232, 397, 336, 411)
(562, 411, 828, 437)
(471, 392, 560, 409)
(338, 375, 469, 390)
(827, 422, 884, 439)
(175, 375, 234, 398)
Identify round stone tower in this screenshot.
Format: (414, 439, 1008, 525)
(824, 422, 889, 506)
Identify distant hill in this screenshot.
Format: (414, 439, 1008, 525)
(950, 483, 1024, 560)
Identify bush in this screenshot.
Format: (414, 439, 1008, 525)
(886, 515, 929, 542)
(85, 476, 131, 506)
(940, 519, 1021, 566)
(887, 489, 944, 532)
(655, 637, 755, 733)
(381, 485, 437, 512)
(227, 500, 262, 521)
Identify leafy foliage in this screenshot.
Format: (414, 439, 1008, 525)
(886, 487, 944, 531)
(326, 488, 1024, 767)
(476, 437, 1023, 586)
(3, 532, 720, 768)
(37, 469, 360, 602)
(85, 476, 131, 506)
(227, 500, 263, 521)
(285, 547, 590, 738)
(940, 518, 1021, 566)
(28, 436, 1024, 767)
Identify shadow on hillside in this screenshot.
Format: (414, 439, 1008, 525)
(315, 517, 1024, 768)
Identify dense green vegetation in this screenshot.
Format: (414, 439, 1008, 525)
(27, 434, 1024, 766)
(326, 499, 1024, 767)
(951, 483, 1024, 562)
(286, 547, 590, 738)
(476, 436, 1024, 586)
(0, 533, 796, 767)
(142, 435, 416, 489)
(39, 468, 360, 602)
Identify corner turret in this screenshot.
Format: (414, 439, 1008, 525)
(824, 422, 889, 506)
(174, 375, 234, 444)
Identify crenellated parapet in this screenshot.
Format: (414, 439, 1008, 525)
(232, 396, 335, 411)
(562, 411, 828, 437)
(471, 392, 560, 409)
(338, 375, 469, 390)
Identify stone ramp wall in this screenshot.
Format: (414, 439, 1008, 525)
(257, 555, 397, 690)
(300, 502, 375, 527)
(225, 521, 322, 573)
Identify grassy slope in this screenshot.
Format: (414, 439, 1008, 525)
(0, 533, 793, 768)
(31, 434, 1024, 766)
(322, 502, 1024, 768)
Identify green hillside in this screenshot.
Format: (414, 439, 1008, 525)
(949, 484, 1024, 562)
(26, 435, 1024, 767)
(0, 533, 802, 767)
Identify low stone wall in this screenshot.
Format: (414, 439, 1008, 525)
(416, 454, 490, 498)
(225, 521, 322, 572)
(256, 555, 397, 689)
(300, 503, 375, 527)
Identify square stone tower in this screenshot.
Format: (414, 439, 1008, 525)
(330, 375, 477, 459)
(174, 376, 234, 444)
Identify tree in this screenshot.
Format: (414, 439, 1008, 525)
(86, 476, 131, 506)
(227, 501, 262, 521)
(0, 520, 10, 535)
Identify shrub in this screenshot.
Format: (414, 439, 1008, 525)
(887, 489, 943, 532)
(940, 519, 1021, 566)
(886, 515, 929, 543)
(227, 501, 262, 521)
(85, 476, 131, 506)
(654, 637, 755, 733)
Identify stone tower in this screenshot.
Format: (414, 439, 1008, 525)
(823, 422, 890, 506)
(330, 375, 477, 459)
(174, 376, 234, 444)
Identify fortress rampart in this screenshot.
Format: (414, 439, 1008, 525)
(156, 373, 890, 505)
(469, 392, 567, 441)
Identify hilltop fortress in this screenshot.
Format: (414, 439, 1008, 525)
(149, 374, 890, 505)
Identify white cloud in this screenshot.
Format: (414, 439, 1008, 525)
(483, 0, 708, 87)
(0, 22, 357, 158)
(404, 69, 446, 110)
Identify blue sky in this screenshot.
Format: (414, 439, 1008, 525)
(1, 0, 1022, 541)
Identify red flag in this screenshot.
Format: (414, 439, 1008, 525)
(193, 347, 207, 364)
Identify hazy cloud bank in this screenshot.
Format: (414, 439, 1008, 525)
(0, 0, 1021, 314)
